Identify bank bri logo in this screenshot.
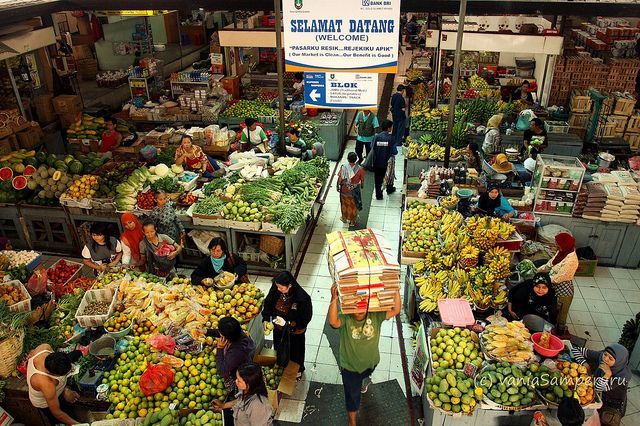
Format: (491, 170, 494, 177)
(362, 0, 370, 5)
(295, 0, 303, 10)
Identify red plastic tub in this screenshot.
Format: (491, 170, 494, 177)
(531, 332, 564, 357)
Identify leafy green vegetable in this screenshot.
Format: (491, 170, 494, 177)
(203, 179, 228, 196)
(157, 146, 177, 166)
(516, 259, 537, 280)
(150, 176, 181, 193)
(268, 201, 308, 233)
(8, 265, 31, 283)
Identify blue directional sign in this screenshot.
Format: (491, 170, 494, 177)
(303, 72, 378, 109)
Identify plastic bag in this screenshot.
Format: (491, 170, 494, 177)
(146, 334, 176, 355)
(516, 109, 537, 131)
(27, 267, 48, 296)
(152, 354, 184, 369)
(140, 362, 175, 396)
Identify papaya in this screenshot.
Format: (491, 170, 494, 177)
(450, 396, 460, 405)
(438, 393, 450, 403)
(501, 392, 509, 403)
(490, 388, 501, 400)
(450, 387, 461, 398)
(438, 380, 449, 393)
(506, 387, 519, 395)
(159, 414, 174, 426)
(498, 383, 506, 393)
(457, 381, 468, 394)
(509, 393, 521, 402)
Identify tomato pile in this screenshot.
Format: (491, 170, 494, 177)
(47, 259, 81, 287)
(136, 191, 155, 210)
(52, 276, 94, 298)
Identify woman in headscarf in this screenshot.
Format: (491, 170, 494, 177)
(336, 152, 365, 226)
(505, 272, 557, 332)
(302, 142, 324, 161)
(261, 271, 312, 378)
(120, 212, 145, 270)
(538, 232, 579, 336)
(571, 343, 631, 426)
(473, 183, 516, 219)
(482, 114, 503, 155)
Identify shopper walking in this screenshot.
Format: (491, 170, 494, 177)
(385, 139, 398, 195)
(371, 120, 395, 200)
(538, 232, 578, 336)
(571, 344, 631, 426)
(212, 363, 273, 426)
(261, 271, 312, 377)
(149, 191, 186, 246)
(191, 237, 248, 286)
(390, 85, 407, 146)
(337, 152, 365, 226)
(328, 284, 401, 426)
(119, 212, 145, 270)
(139, 221, 182, 278)
(354, 110, 379, 163)
(82, 222, 122, 275)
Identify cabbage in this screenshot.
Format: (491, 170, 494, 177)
(171, 164, 184, 174)
(154, 164, 170, 177)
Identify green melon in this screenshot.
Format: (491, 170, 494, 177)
(69, 161, 83, 174)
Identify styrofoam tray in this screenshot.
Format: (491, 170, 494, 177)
(75, 287, 118, 328)
(1, 280, 31, 313)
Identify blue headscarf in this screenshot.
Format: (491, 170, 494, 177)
(211, 254, 226, 273)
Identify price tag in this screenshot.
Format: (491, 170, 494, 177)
(463, 363, 477, 378)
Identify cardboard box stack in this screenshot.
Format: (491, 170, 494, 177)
(326, 228, 400, 314)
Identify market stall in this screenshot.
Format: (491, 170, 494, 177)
(0, 256, 273, 425)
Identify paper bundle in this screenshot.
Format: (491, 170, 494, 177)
(326, 228, 400, 314)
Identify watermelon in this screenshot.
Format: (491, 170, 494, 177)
(64, 155, 75, 165)
(23, 157, 38, 167)
(69, 161, 83, 174)
(12, 175, 27, 190)
(46, 154, 57, 166)
(0, 167, 13, 181)
(54, 160, 69, 172)
(23, 165, 36, 176)
(36, 152, 47, 164)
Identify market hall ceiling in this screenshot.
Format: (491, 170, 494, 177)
(1, 0, 640, 26)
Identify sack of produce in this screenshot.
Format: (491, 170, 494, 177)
(146, 334, 176, 354)
(139, 362, 175, 396)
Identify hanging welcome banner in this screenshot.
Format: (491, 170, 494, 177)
(283, 0, 400, 73)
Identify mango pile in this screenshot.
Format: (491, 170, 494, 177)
(425, 368, 482, 415)
(476, 362, 538, 408)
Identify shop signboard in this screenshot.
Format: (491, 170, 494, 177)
(304, 72, 378, 109)
(410, 323, 429, 395)
(283, 0, 400, 73)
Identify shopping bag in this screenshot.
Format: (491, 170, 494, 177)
(276, 325, 291, 367)
(361, 148, 376, 171)
(139, 362, 175, 396)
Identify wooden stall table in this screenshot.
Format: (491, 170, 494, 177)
(3, 376, 110, 425)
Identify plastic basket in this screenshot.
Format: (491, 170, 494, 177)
(1, 280, 31, 313)
(49, 259, 84, 289)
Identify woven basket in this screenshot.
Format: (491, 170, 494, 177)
(260, 235, 285, 256)
(166, 192, 181, 201)
(0, 328, 24, 378)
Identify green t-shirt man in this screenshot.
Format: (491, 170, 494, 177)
(338, 311, 387, 373)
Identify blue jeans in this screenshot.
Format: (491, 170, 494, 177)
(340, 367, 375, 412)
(202, 155, 221, 178)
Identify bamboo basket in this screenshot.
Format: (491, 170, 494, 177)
(260, 235, 285, 256)
(0, 328, 24, 378)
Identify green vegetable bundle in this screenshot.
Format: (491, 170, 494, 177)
(268, 201, 308, 233)
(203, 179, 228, 196)
(193, 196, 225, 216)
(238, 179, 284, 206)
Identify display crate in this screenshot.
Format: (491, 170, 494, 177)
(624, 133, 640, 151)
(608, 115, 629, 134)
(568, 113, 590, 129)
(613, 97, 635, 116)
(544, 121, 570, 134)
(1, 280, 31, 313)
(75, 287, 118, 328)
(627, 115, 640, 133)
(570, 92, 592, 113)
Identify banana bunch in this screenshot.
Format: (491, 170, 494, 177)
(414, 260, 426, 275)
(488, 255, 511, 280)
(407, 142, 419, 159)
(441, 254, 457, 269)
(471, 267, 497, 287)
(469, 74, 489, 89)
(424, 251, 443, 272)
(478, 88, 501, 99)
(414, 274, 427, 288)
(440, 210, 464, 236)
(418, 275, 445, 312)
(465, 283, 493, 310)
(440, 233, 459, 255)
(459, 245, 480, 268)
(493, 289, 507, 307)
(496, 220, 516, 240)
(485, 246, 509, 263)
(448, 280, 462, 298)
